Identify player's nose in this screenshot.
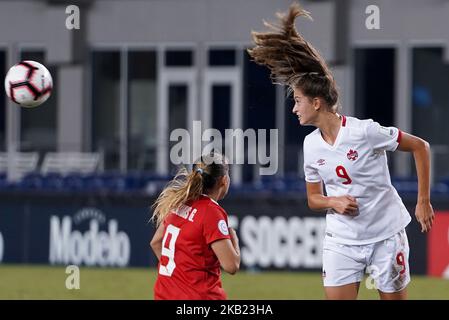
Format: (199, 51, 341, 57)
(292, 104, 298, 114)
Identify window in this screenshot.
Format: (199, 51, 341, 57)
(168, 84, 188, 173)
(0, 50, 5, 151)
(354, 48, 395, 126)
(412, 47, 449, 178)
(212, 85, 231, 136)
(128, 51, 157, 171)
(354, 48, 396, 174)
(91, 51, 120, 170)
(168, 85, 188, 133)
(165, 50, 193, 67)
(208, 49, 236, 66)
(243, 50, 276, 181)
(20, 50, 57, 154)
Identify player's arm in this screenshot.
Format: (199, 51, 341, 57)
(306, 181, 358, 215)
(150, 223, 164, 261)
(397, 131, 434, 232)
(211, 228, 240, 275)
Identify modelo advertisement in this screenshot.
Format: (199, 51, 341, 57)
(48, 208, 131, 267)
(0, 201, 327, 271)
(0, 204, 156, 268)
(0, 195, 443, 274)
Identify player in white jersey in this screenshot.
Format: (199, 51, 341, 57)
(248, 3, 435, 299)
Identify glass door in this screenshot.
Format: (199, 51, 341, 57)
(202, 68, 242, 184)
(157, 69, 197, 175)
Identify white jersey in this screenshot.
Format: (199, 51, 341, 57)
(303, 115, 411, 245)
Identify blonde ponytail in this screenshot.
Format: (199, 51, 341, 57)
(151, 153, 228, 227)
(151, 166, 204, 227)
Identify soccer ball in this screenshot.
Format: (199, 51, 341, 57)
(4, 60, 53, 108)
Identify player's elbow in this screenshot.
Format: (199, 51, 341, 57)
(307, 199, 315, 210)
(221, 257, 240, 275)
(422, 139, 430, 152)
(223, 262, 240, 275)
(307, 197, 320, 212)
(412, 136, 430, 153)
(150, 239, 161, 253)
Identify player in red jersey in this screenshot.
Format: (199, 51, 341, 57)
(150, 153, 240, 300)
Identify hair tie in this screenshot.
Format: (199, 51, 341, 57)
(196, 168, 203, 174)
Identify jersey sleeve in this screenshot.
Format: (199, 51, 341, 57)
(365, 120, 402, 152)
(303, 139, 322, 183)
(203, 205, 231, 245)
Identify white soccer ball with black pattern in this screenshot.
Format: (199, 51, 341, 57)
(4, 60, 53, 108)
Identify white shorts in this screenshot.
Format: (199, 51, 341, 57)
(322, 229, 410, 293)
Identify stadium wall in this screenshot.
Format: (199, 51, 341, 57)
(0, 193, 448, 277)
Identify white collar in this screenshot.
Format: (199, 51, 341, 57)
(201, 194, 219, 205)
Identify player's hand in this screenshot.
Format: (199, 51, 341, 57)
(228, 228, 240, 255)
(331, 195, 359, 216)
(229, 227, 239, 243)
(229, 228, 240, 249)
(415, 201, 434, 233)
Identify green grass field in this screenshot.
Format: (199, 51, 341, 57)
(0, 265, 448, 299)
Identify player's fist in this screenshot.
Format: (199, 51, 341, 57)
(229, 227, 239, 245)
(415, 201, 434, 233)
(228, 227, 240, 254)
(331, 195, 359, 216)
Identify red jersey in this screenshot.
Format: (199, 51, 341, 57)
(153, 195, 231, 300)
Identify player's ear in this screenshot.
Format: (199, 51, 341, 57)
(313, 97, 321, 111)
(218, 175, 227, 187)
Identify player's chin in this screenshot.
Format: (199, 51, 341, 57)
(298, 117, 310, 126)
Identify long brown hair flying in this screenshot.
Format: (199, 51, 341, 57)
(247, 2, 339, 111)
